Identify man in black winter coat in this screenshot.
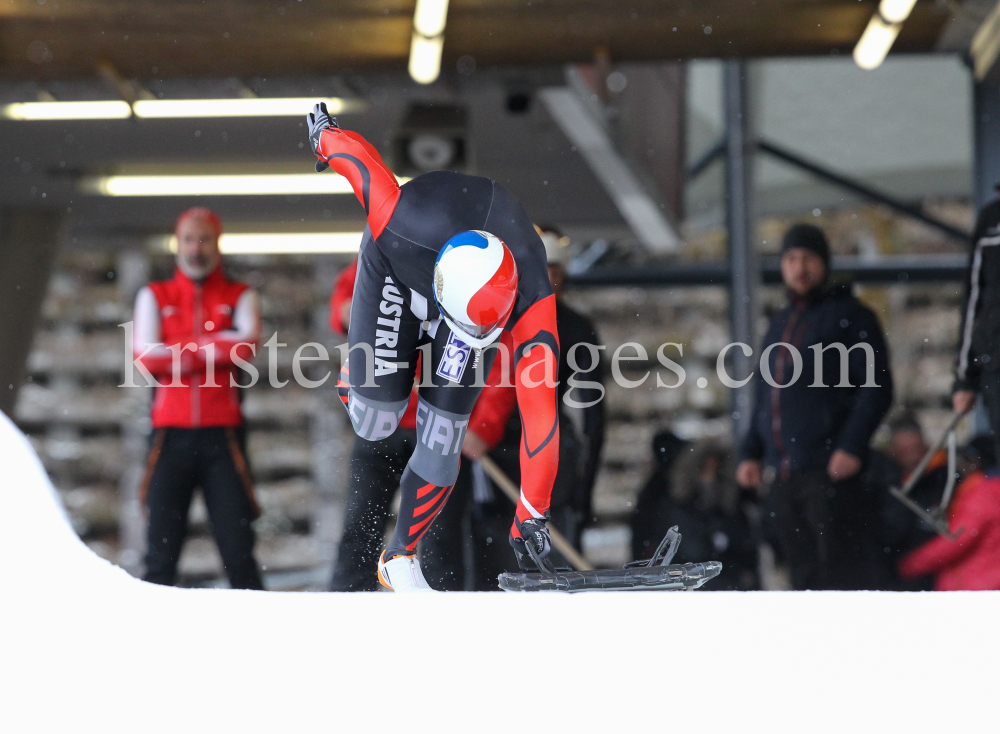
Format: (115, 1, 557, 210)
(735, 224, 894, 590)
(953, 190, 1000, 456)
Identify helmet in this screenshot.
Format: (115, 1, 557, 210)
(433, 230, 519, 349)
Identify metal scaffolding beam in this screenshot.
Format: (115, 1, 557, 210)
(566, 254, 968, 288)
(723, 60, 758, 440)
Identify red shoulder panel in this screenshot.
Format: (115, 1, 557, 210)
(317, 127, 401, 238)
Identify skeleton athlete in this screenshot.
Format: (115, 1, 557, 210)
(306, 103, 560, 591)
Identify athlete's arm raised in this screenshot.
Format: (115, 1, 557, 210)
(307, 103, 401, 239)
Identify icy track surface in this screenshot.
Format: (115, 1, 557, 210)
(1, 411, 997, 734)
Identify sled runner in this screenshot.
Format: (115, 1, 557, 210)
(497, 526, 723, 593)
(888, 411, 964, 540)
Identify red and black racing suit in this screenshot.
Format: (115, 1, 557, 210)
(315, 126, 560, 560)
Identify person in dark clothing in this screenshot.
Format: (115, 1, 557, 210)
(736, 223, 893, 591)
(631, 430, 688, 560)
(537, 225, 605, 542)
(953, 187, 1000, 459)
(633, 436, 758, 591)
(873, 412, 948, 591)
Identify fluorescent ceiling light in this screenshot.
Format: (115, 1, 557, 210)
(409, 35, 445, 85)
(2, 100, 132, 120)
(413, 0, 450, 37)
(1, 97, 361, 121)
(160, 232, 364, 255)
(853, 15, 901, 70)
(409, 0, 448, 84)
(132, 97, 361, 118)
(84, 173, 356, 196)
(878, 0, 918, 24)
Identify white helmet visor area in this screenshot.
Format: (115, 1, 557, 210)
(438, 298, 511, 340)
(439, 308, 507, 350)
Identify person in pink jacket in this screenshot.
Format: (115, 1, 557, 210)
(898, 470, 1000, 591)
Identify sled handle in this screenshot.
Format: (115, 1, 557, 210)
(477, 455, 594, 571)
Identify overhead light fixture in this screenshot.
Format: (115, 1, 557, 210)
(1, 100, 132, 120)
(878, 0, 918, 24)
(414, 0, 449, 37)
(159, 232, 364, 255)
(409, 36, 445, 85)
(84, 173, 357, 196)
(1, 97, 363, 121)
(853, 14, 902, 70)
(409, 0, 449, 84)
(133, 97, 362, 118)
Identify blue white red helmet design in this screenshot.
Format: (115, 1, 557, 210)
(433, 230, 519, 348)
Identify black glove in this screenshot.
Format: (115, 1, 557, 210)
(306, 102, 340, 173)
(510, 518, 553, 572)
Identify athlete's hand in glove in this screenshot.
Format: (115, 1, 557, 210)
(510, 518, 552, 572)
(306, 102, 340, 172)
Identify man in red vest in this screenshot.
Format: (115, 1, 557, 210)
(131, 207, 264, 589)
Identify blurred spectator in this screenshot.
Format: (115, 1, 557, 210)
(633, 435, 759, 590)
(422, 225, 606, 588)
(898, 443, 1000, 591)
(962, 435, 997, 477)
(952, 184, 1000, 458)
(132, 207, 264, 589)
(873, 412, 948, 591)
(631, 430, 688, 559)
(736, 223, 893, 590)
(536, 225, 605, 542)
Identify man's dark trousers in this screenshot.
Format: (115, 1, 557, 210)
(763, 468, 880, 590)
(143, 427, 263, 590)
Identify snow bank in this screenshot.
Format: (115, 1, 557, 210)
(1, 410, 996, 733)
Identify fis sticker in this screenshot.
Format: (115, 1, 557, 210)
(436, 332, 472, 383)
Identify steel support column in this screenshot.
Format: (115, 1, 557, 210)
(723, 60, 758, 440)
(0, 209, 62, 417)
(971, 79, 1000, 436)
(974, 80, 1000, 210)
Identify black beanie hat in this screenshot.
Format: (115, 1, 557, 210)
(781, 223, 830, 266)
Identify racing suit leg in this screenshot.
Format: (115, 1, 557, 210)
(329, 429, 415, 591)
(383, 324, 497, 559)
(419, 458, 473, 590)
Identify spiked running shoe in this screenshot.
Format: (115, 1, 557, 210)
(377, 550, 436, 593)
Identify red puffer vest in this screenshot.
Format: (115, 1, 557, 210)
(141, 267, 253, 428)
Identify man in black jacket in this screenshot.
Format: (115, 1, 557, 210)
(735, 223, 893, 590)
(538, 226, 606, 538)
(953, 192, 1000, 455)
